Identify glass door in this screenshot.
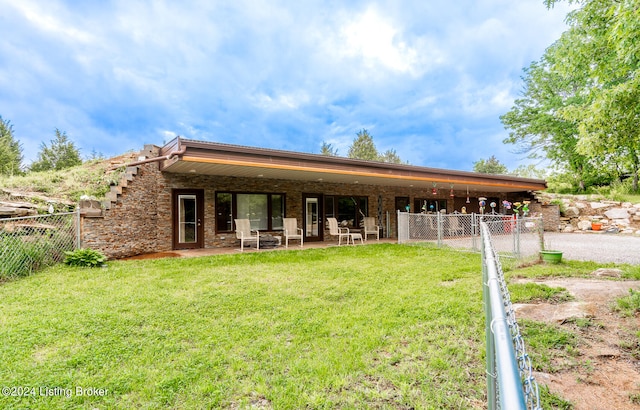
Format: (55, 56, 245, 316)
(302, 193, 323, 242)
(173, 189, 204, 249)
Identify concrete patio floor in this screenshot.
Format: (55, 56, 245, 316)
(124, 238, 397, 260)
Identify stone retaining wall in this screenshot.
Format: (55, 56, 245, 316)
(539, 194, 640, 235)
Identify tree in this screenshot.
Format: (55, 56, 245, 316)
(511, 164, 549, 179)
(347, 129, 379, 161)
(30, 129, 82, 172)
(379, 149, 405, 164)
(552, 0, 640, 192)
(320, 141, 338, 156)
(473, 156, 508, 174)
(505, 0, 640, 192)
(500, 40, 608, 191)
(345, 129, 407, 163)
(0, 116, 23, 175)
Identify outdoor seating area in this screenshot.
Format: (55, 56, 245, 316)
(229, 216, 370, 253)
(234, 218, 260, 251)
(363, 217, 380, 241)
(327, 217, 363, 245)
(283, 217, 303, 248)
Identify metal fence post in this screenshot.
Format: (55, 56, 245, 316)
(472, 213, 478, 251)
(515, 215, 521, 258)
(76, 208, 82, 249)
(437, 211, 442, 246)
(539, 217, 545, 252)
(482, 230, 497, 410)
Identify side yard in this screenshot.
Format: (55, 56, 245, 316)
(0, 243, 638, 409)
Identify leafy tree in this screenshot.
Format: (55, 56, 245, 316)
(511, 164, 549, 180)
(473, 156, 508, 174)
(347, 129, 379, 161)
(500, 41, 607, 191)
(320, 141, 338, 156)
(30, 129, 82, 172)
(508, 0, 640, 192)
(0, 116, 23, 175)
(553, 0, 640, 192)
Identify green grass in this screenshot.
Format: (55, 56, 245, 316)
(0, 244, 488, 409)
(518, 320, 580, 374)
(505, 259, 640, 280)
(508, 282, 573, 304)
(615, 289, 640, 317)
(0, 159, 122, 203)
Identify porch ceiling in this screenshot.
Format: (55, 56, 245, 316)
(161, 157, 545, 194)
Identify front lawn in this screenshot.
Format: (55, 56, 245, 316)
(0, 244, 487, 409)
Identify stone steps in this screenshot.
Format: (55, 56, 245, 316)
(102, 166, 139, 210)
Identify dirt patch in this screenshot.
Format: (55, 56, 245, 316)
(513, 278, 640, 409)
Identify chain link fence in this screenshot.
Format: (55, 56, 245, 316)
(397, 211, 543, 260)
(481, 221, 541, 410)
(0, 212, 79, 280)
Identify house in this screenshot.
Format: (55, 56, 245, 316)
(80, 137, 548, 258)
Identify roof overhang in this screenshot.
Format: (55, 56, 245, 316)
(157, 138, 547, 194)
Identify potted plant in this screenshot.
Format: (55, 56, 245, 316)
(540, 249, 563, 264)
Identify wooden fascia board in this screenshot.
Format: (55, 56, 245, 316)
(177, 155, 546, 190)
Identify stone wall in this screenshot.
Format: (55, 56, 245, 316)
(81, 160, 535, 258)
(529, 202, 560, 232)
(81, 162, 161, 258)
(538, 193, 640, 234)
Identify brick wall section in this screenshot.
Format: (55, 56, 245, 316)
(81, 162, 162, 258)
(530, 202, 560, 232)
(82, 163, 541, 258)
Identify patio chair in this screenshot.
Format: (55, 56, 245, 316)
(283, 217, 303, 248)
(446, 216, 464, 236)
(363, 217, 379, 241)
(327, 217, 363, 245)
(234, 218, 259, 251)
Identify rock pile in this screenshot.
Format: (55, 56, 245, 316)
(0, 189, 75, 219)
(540, 194, 640, 235)
(0, 200, 38, 218)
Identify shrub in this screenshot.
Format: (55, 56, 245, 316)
(64, 248, 107, 268)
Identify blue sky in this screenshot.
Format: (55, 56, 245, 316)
(0, 0, 574, 171)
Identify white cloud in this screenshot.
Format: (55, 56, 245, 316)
(8, 0, 94, 44)
(0, 0, 575, 170)
(319, 6, 444, 79)
(458, 80, 518, 117)
(252, 91, 311, 111)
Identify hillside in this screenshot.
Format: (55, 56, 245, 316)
(0, 152, 139, 216)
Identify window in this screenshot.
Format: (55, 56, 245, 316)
(216, 192, 285, 232)
(414, 198, 447, 213)
(216, 193, 232, 232)
(395, 196, 410, 212)
(325, 196, 368, 228)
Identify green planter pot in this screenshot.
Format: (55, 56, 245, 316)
(541, 250, 563, 264)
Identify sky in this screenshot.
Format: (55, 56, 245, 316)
(0, 0, 575, 171)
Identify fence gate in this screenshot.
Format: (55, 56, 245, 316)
(0, 212, 80, 279)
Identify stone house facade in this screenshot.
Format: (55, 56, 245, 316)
(81, 138, 548, 259)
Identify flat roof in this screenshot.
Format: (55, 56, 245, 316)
(158, 137, 547, 194)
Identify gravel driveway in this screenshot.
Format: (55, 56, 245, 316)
(543, 232, 640, 265)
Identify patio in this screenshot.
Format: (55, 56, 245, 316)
(124, 237, 397, 260)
